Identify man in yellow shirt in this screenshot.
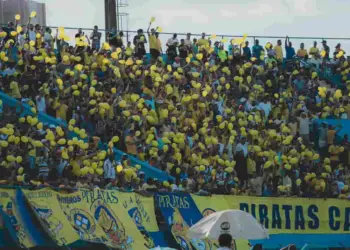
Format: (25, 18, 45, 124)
(147, 23, 162, 63)
(197, 32, 209, 47)
(125, 41, 134, 56)
(309, 41, 319, 58)
(56, 101, 68, 121)
(274, 39, 283, 63)
(10, 81, 21, 99)
(297, 43, 308, 58)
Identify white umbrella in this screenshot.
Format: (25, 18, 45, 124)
(187, 209, 269, 240)
(150, 248, 177, 250)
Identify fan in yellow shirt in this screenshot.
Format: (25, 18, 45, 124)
(125, 41, 134, 56)
(147, 25, 162, 63)
(56, 101, 69, 121)
(197, 32, 209, 47)
(309, 41, 319, 58)
(274, 40, 283, 62)
(10, 81, 21, 99)
(297, 43, 308, 58)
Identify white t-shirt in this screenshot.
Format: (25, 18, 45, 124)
(171, 184, 179, 192)
(36, 96, 46, 113)
(28, 30, 36, 41)
(283, 175, 292, 187)
(227, 143, 233, 160)
(298, 117, 310, 135)
(44, 33, 53, 47)
(258, 102, 272, 118)
(235, 142, 248, 157)
(3, 68, 16, 76)
(18, 35, 26, 47)
(167, 37, 179, 46)
(184, 39, 192, 48)
(172, 61, 180, 68)
(103, 159, 115, 179)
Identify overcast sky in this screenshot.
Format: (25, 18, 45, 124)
(37, 0, 350, 53)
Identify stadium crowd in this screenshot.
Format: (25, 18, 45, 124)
(0, 14, 349, 199)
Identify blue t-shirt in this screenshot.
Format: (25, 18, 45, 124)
(9, 47, 19, 62)
(214, 46, 220, 55)
(243, 46, 252, 60)
(293, 79, 304, 91)
(252, 45, 263, 58)
(228, 44, 233, 55)
(285, 46, 295, 59)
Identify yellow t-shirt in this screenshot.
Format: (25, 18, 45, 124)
(297, 49, 308, 57)
(60, 51, 70, 59)
(309, 47, 319, 57)
(327, 130, 336, 145)
(10, 81, 21, 98)
(97, 54, 104, 67)
(197, 38, 209, 47)
(70, 160, 81, 176)
(125, 136, 137, 155)
(126, 47, 134, 56)
(84, 52, 91, 65)
(156, 39, 162, 52)
(149, 34, 158, 50)
(274, 45, 283, 61)
(28, 147, 36, 157)
(56, 104, 68, 121)
(36, 33, 43, 48)
(247, 158, 256, 175)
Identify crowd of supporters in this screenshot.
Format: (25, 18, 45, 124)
(0, 14, 349, 199)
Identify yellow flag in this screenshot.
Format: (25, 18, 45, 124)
(117, 192, 158, 248)
(60, 189, 149, 249)
(23, 189, 80, 246)
(56, 190, 115, 246)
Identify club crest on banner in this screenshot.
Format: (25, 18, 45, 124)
(70, 209, 96, 235)
(91, 199, 133, 248)
(202, 208, 216, 217)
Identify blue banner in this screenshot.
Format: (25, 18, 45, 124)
(155, 192, 216, 250)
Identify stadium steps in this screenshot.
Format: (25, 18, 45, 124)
(0, 91, 173, 182)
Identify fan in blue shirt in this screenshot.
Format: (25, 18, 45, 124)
(285, 36, 295, 59)
(252, 39, 264, 58)
(243, 41, 252, 60)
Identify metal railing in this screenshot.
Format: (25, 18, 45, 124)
(3, 23, 350, 40)
(2, 23, 350, 55)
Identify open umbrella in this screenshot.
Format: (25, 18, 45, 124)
(150, 248, 177, 250)
(187, 209, 269, 240)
